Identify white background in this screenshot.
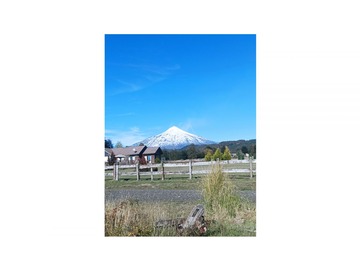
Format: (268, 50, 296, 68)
(1, 1, 360, 269)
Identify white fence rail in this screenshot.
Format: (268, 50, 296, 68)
(105, 159, 256, 180)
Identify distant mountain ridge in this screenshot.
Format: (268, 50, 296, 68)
(133, 126, 217, 150)
(181, 139, 256, 153)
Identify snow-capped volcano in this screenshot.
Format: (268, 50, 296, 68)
(134, 126, 216, 149)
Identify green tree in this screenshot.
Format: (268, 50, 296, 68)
(205, 149, 213, 161)
(180, 150, 188, 160)
(168, 150, 178, 160)
(204, 146, 215, 153)
(105, 139, 113, 148)
(222, 146, 231, 160)
(237, 150, 244, 160)
(249, 144, 256, 159)
(241, 146, 249, 154)
(212, 148, 222, 161)
(115, 141, 123, 148)
(107, 151, 116, 165)
(187, 144, 197, 159)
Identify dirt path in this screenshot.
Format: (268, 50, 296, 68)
(105, 189, 256, 203)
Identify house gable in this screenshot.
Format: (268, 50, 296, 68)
(143, 147, 163, 155)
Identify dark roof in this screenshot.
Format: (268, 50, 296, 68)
(143, 146, 163, 155)
(110, 146, 147, 157)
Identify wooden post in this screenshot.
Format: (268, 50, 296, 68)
(136, 162, 140, 181)
(183, 204, 205, 230)
(113, 163, 119, 181)
(189, 159, 192, 180)
(161, 161, 165, 181)
(249, 157, 253, 178)
(150, 166, 153, 181)
(113, 163, 116, 180)
(117, 163, 119, 181)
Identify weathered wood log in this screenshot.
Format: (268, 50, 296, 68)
(155, 218, 186, 228)
(155, 204, 207, 235)
(181, 204, 206, 233)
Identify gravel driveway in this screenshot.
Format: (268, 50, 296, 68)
(105, 189, 256, 203)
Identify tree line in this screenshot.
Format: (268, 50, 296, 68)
(162, 144, 255, 161)
(105, 139, 256, 161)
(105, 139, 123, 149)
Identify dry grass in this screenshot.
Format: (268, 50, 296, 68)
(105, 163, 256, 236)
(104, 199, 256, 236)
(105, 200, 195, 236)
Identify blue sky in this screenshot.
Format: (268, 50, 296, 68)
(105, 34, 256, 146)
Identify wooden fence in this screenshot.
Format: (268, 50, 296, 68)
(105, 158, 256, 181)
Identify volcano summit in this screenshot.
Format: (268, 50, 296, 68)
(133, 126, 216, 149)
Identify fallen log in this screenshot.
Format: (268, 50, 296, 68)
(155, 204, 207, 235)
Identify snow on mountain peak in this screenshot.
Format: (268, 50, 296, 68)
(165, 126, 191, 135)
(167, 126, 182, 132)
(134, 126, 216, 149)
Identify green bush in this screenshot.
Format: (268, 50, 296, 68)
(237, 151, 244, 160)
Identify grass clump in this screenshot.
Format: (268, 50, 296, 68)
(201, 162, 240, 218)
(105, 199, 153, 236)
(200, 162, 256, 236)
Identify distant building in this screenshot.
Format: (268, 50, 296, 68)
(143, 147, 163, 163)
(105, 145, 163, 165)
(105, 149, 112, 163)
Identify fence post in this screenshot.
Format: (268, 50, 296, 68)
(117, 163, 119, 181)
(249, 157, 253, 178)
(136, 162, 140, 181)
(113, 163, 119, 181)
(150, 166, 153, 181)
(189, 159, 192, 180)
(161, 161, 165, 181)
(113, 164, 115, 180)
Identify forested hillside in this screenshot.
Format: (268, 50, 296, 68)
(162, 139, 256, 160)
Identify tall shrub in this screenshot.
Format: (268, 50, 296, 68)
(201, 163, 239, 218)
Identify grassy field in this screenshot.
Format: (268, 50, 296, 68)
(105, 175, 256, 191)
(105, 199, 256, 236)
(105, 164, 256, 237)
